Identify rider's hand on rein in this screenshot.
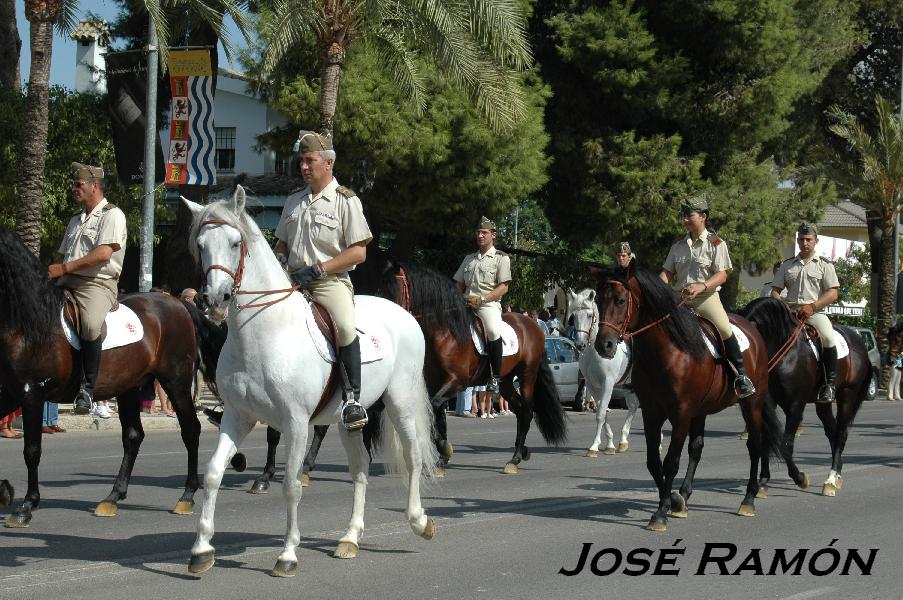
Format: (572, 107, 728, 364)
(291, 264, 324, 288)
(48, 263, 67, 280)
(796, 303, 816, 321)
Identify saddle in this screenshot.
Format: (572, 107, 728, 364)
(303, 292, 342, 421)
(62, 289, 116, 342)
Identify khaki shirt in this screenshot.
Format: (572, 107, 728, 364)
(59, 198, 127, 280)
(453, 246, 512, 307)
(773, 254, 840, 308)
(662, 229, 732, 290)
(275, 178, 372, 276)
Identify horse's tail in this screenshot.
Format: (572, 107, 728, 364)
(380, 372, 439, 484)
(761, 395, 791, 465)
(183, 300, 227, 399)
(531, 354, 568, 446)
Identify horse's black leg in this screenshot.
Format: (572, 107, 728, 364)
(251, 426, 283, 493)
(777, 395, 807, 489)
(8, 397, 44, 528)
(642, 412, 669, 531)
(738, 398, 765, 517)
(504, 397, 532, 474)
(300, 425, 329, 485)
(673, 416, 706, 517)
(0, 479, 13, 507)
(96, 392, 145, 517)
(432, 397, 452, 471)
(822, 395, 855, 496)
(170, 381, 202, 515)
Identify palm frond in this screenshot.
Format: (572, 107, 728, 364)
(461, 0, 531, 69)
(55, 0, 81, 36)
(368, 31, 426, 114)
(262, 0, 322, 72)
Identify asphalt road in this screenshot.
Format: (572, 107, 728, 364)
(1, 401, 903, 600)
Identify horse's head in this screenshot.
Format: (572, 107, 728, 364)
(567, 288, 597, 351)
(591, 264, 638, 359)
(184, 185, 250, 320)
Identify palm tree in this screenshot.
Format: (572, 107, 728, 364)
(827, 94, 903, 372)
(263, 0, 532, 135)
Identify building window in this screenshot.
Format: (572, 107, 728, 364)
(215, 127, 236, 173)
(274, 153, 292, 175)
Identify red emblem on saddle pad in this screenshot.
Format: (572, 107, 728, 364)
(126, 323, 137, 333)
(370, 335, 380, 351)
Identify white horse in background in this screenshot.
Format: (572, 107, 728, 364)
(184, 188, 437, 577)
(568, 288, 641, 457)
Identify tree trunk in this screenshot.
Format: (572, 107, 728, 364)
(15, 19, 53, 257)
(0, 0, 21, 90)
(318, 41, 345, 136)
(869, 211, 897, 388)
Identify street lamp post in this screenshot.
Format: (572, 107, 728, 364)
(138, 16, 158, 292)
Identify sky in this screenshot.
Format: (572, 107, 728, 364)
(15, 0, 241, 89)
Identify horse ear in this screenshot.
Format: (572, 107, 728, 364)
(181, 196, 204, 216)
(587, 289, 596, 302)
(231, 184, 247, 214)
(588, 265, 601, 277)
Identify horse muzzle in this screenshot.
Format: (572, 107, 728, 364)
(594, 336, 617, 359)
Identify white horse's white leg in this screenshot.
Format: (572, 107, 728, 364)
(586, 379, 613, 454)
(335, 427, 369, 558)
(603, 419, 616, 452)
(272, 425, 310, 577)
(619, 395, 640, 452)
(189, 411, 255, 574)
(385, 399, 431, 537)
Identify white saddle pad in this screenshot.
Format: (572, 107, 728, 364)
(808, 328, 850, 361)
(702, 324, 750, 359)
(61, 304, 144, 351)
(471, 320, 519, 356)
(305, 304, 383, 364)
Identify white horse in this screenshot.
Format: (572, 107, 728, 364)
(568, 288, 641, 457)
(183, 188, 437, 577)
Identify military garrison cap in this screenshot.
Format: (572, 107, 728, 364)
(479, 216, 497, 231)
(797, 222, 818, 236)
(617, 241, 632, 255)
(70, 162, 104, 181)
(679, 193, 709, 215)
(293, 130, 333, 154)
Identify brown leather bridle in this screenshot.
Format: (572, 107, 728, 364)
(572, 303, 598, 340)
(598, 278, 687, 341)
(200, 219, 299, 310)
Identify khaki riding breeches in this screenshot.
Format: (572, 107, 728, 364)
(307, 276, 357, 346)
(59, 276, 118, 340)
(473, 302, 503, 341)
(791, 306, 836, 348)
(687, 291, 733, 340)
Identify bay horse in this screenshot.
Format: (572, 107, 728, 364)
(593, 264, 792, 531)
(739, 297, 870, 496)
(184, 188, 437, 577)
(0, 226, 220, 527)
(567, 288, 643, 456)
(383, 259, 567, 474)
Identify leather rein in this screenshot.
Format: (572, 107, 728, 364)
(598, 279, 687, 341)
(200, 219, 299, 310)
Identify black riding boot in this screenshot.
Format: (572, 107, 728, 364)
(339, 337, 367, 430)
(486, 338, 503, 393)
(724, 334, 756, 398)
(818, 346, 838, 403)
(74, 336, 103, 414)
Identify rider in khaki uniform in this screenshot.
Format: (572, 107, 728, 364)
(275, 131, 373, 430)
(659, 194, 756, 398)
(771, 223, 840, 402)
(454, 216, 512, 393)
(48, 163, 127, 417)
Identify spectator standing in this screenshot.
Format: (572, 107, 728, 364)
(42, 402, 66, 434)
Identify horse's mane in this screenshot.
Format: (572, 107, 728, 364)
(603, 268, 707, 360)
(737, 297, 796, 346)
(381, 260, 472, 346)
(187, 196, 261, 264)
(0, 227, 64, 348)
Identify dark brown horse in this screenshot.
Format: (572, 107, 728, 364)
(593, 264, 792, 531)
(0, 227, 220, 527)
(739, 297, 870, 496)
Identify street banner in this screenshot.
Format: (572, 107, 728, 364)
(105, 51, 164, 185)
(164, 49, 216, 185)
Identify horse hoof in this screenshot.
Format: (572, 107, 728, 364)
(585, 450, 599, 458)
(617, 442, 629, 453)
(434, 468, 446, 479)
(0, 481, 12, 507)
(739, 432, 749, 440)
(5, 512, 31, 528)
(94, 501, 119, 517)
(522, 447, 532, 462)
(737, 504, 755, 517)
(670, 509, 688, 519)
(419, 517, 437, 540)
(798, 473, 809, 489)
(603, 447, 616, 455)
(188, 550, 215, 574)
(300, 473, 310, 487)
(835, 476, 844, 490)
(441, 442, 454, 459)
(172, 499, 195, 515)
(756, 489, 768, 499)
(230, 453, 247, 473)
(670, 492, 687, 518)
(502, 463, 519, 475)
(646, 520, 667, 532)
(795, 426, 803, 437)
(822, 483, 837, 497)
(271, 559, 298, 577)
(334, 541, 359, 559)
(249, 481, 270, 495)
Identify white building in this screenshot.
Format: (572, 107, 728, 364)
(70, 19, 108, 95)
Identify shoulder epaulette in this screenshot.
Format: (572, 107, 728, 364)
(336, 185, 356, 199)
(782, 256, 795, 263)
(496, 250, 508, 257)
(101, 203, 117, 211)
(709, 235, 722, 246)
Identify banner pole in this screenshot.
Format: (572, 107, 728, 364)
(139, 15, 159, 292)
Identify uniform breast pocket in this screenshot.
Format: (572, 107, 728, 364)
(807, 272, 824, 288)
(313, 213, 340, 244)
(80, 223, 100, 245)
